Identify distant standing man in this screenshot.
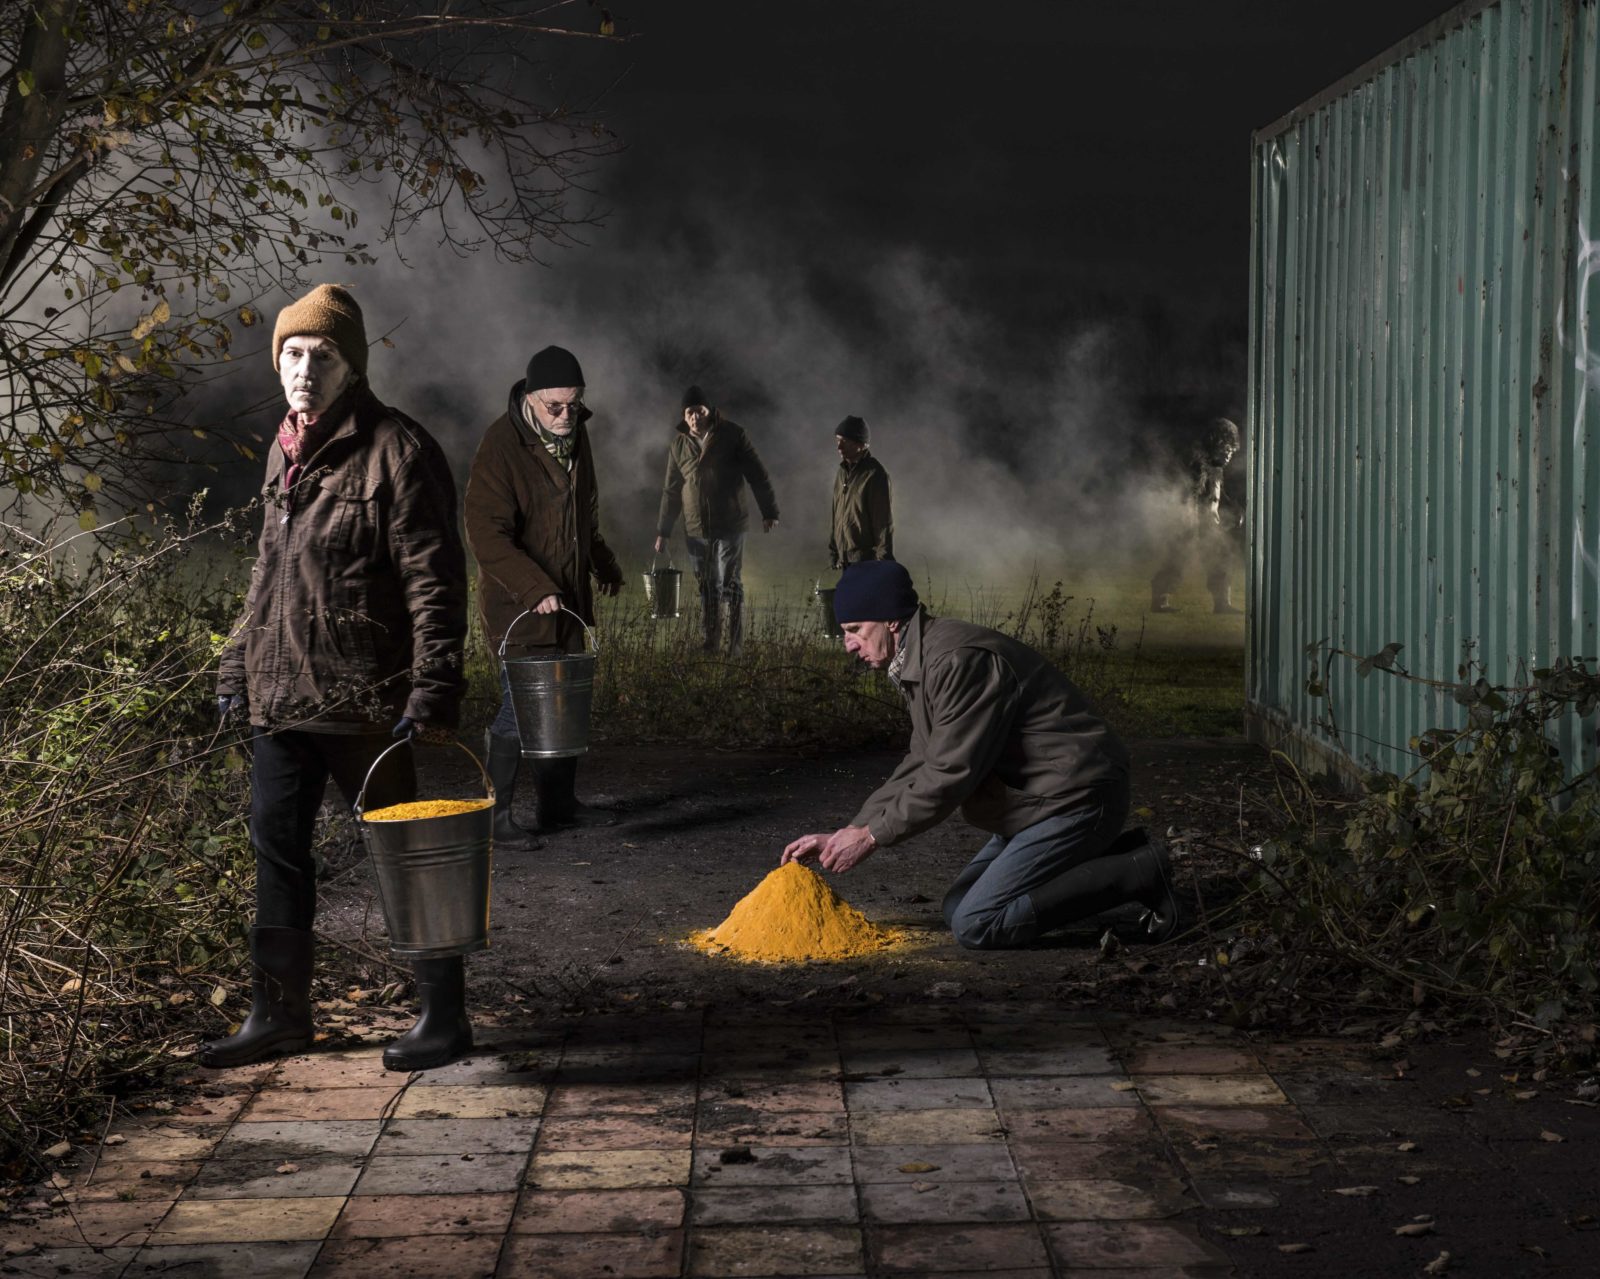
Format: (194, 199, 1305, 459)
(828, 415, 893, 569)
(1150, 416, 1243, 614)
(466, 345, 623, 839)
(655, 385, 779, 654)
(783, 561, 1181, 950)
(210, 283, 472, 1072)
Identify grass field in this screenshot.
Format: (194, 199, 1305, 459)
(584, 564, 1246, 743)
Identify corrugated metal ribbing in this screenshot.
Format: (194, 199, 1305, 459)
(1248, 0, 1600, 778)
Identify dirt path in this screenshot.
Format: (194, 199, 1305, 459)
(5, 738, 1595, 1276)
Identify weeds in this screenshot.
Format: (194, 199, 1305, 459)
(1240, 644, 1600, 1045)
(0, 513, 257, 1171)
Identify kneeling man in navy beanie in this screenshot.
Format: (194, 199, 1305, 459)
(783, 561, 1182, 949)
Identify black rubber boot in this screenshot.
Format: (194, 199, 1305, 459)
(383, 956, 473, 1072)
(485, 732, 540, 851)
(1027, 829, 1183, 943)
(197, 926, 314, 1068)
(533, 756, 614, 830)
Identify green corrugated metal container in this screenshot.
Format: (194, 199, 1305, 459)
(1247, 0, 1600, 779)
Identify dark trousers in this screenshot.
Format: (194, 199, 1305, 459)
(686, 533, 746, 651)
(941, 777, 1129, 949)
(251, 728, 415, 929)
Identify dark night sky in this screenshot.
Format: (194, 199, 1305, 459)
(210, 1, 1466, 575)
(590, 0, 1458, 330)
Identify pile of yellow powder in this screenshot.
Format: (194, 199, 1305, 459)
(689, 861, 904, 963)
(363, 798, 493, 822)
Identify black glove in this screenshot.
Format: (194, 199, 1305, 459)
(392, 716, 418, 740)
(217, 694, 245, 721)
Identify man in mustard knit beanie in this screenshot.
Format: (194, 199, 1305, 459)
(210, 282, 475, 1073)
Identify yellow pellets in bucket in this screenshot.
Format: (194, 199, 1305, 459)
(363, 798, 493, 822)
(690, 861, 904, 963)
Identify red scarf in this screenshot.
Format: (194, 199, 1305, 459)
(276, 399, 345, 492)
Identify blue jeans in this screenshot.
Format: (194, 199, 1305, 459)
(686, 533, 746, 651)
(941, 778, 1129, 950)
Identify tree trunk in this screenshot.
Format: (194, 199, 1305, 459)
(0, 0, 79, 291)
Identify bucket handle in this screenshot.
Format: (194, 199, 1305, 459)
(353, 736, 493, 820)
(650, 549, 676, 571)
(498, 603, 598, 658)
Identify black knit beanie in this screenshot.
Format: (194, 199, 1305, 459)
(682, 384, 710, 410)
(835, 415, 869, 444)
(525, 345, 585, 391)
(833, 561, 919, 624)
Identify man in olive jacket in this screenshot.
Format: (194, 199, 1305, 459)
(209, 283, 471, 1073)
(783, 561, 1180, 949)
(465, 345, 623, 839)
(828, 415, 893, 568)
(654, 385, 779, 653)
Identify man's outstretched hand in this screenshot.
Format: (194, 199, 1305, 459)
(781, 825, 877, 874)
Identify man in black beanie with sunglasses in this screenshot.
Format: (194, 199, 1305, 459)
(465, 344, 624, 843)
(782, 560, 1182, 950)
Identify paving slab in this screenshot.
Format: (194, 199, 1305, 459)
(526, 1148, 692, 1190)
(215, 1120, 382, 1159)
(373, 1116, 540, 1154)
(867, 1222, 1051, 1272)
(1043, 1219, 1232, 1270)
(850, 1142, 1017, 1183)
(308, 1232, 502, 1277)
(188, 1156, 365, 1199)
(511, 1187, 686, 1233)
(0, 1245, 139, 1278)
(126, 1240, 320, 1278)
(150, 1196, 343, 1244)
(849, 1108, 1006, 1145)
(329, 1190, 517, 1237)
(696, 1106, 849, 1147)
(691, 1144, 853, 1186)
(501, 1228, 685, 1278)
(352, 1152, 527, 1196)
(537, 1112, 692, 1150)
(389, 1085, 544, 1119)
(691, 1183, 859, 1225)
(241, 1089, 401, 1123)
(844, 1077, 995, 1112)
(860, 1178, 1031, 1223)
(688, 1224, 863, 1276)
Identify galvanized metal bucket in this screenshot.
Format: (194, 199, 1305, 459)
(815, 582, 843, 638)
(499, 605, 597, 760)
(354, 738, 494, 960)
(642, 551, 682, 620)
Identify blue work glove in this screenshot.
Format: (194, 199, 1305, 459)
(217, 694, 245, 722)
(392, 716, 419, 740)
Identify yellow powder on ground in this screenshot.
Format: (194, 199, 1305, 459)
(689, 861, 904, 963)
(362, 798, 493, 821)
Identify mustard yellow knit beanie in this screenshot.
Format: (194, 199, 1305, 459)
(272, 283, 368, 376)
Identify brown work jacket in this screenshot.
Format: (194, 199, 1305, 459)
(852, 611, 1128, 846)
(829, 451, 893, 566)
(464, 385, 623, 657)
(656, 413, 779, 539)
(217, 389, 469, 731)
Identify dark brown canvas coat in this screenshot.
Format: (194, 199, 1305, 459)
(829, 451, 893, 566)
(852, 611, 1129, 846)
(217, 390, 469, 731)
(464, 387, 623, 656)
(655, 414, 779, 539)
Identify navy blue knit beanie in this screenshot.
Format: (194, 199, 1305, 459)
(682, 384, 710, 410)
(525, 345, 585, 391)
(833, 560, 918, 624)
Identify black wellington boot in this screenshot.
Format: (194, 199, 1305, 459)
(1027, 830, 1184, 944)
(485, 732, 540, 851)
(534, 756, 614, 830)
(383, 956, 473, 1072)
(197, 926, 314, 1068)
